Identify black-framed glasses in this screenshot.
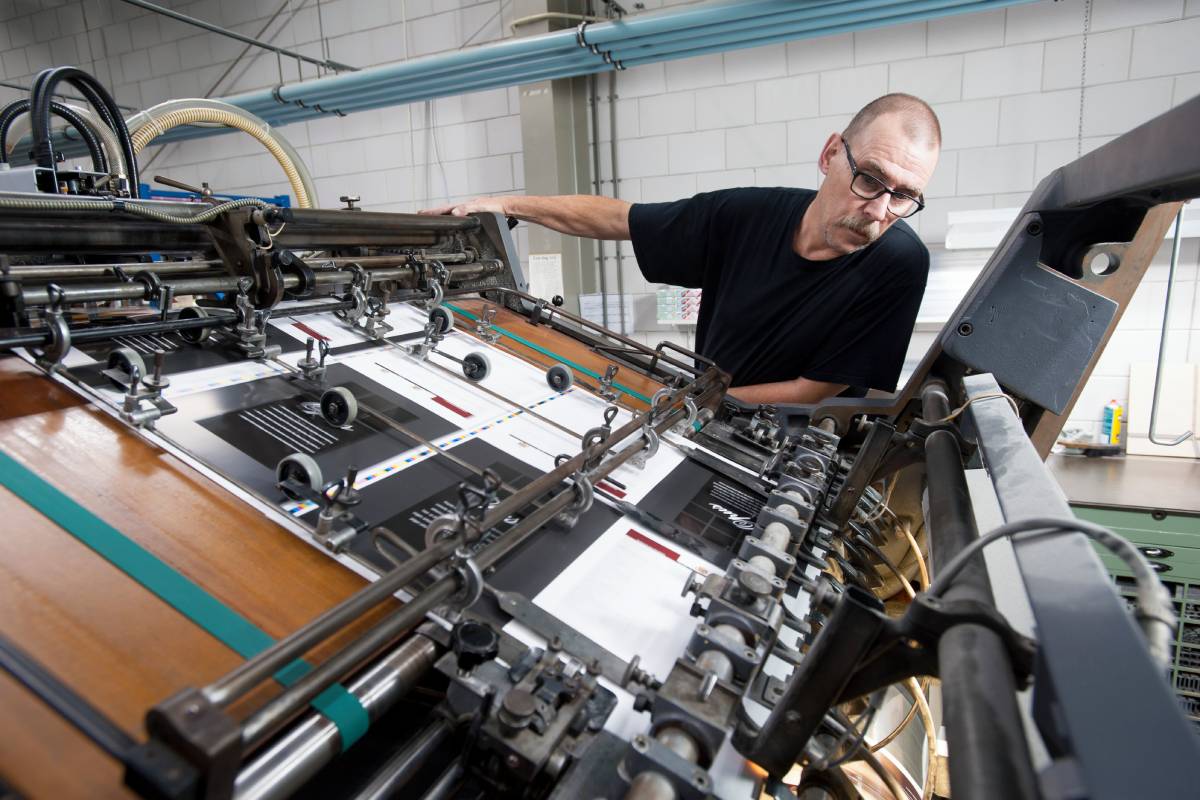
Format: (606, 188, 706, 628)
(841, 136, 925, 218)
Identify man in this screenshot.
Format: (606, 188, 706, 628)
(421, 93, 940, 404)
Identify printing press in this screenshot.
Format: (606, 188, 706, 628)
(1, 69, 1199, 800)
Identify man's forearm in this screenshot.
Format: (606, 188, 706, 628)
(505, 195, 631, 240)
(728, 377, 847, 405)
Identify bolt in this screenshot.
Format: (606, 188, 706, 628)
(693, 772, 709, 788)
(957, 321, 974, 336)
(506, 754, 521, 769)
(152, 349, 165, 383)
(184, 703, 201, 717)
(1026, 220, 1043, 236)
(785, 710, 802, 724)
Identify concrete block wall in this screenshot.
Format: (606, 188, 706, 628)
(2, 0, 1198, 437)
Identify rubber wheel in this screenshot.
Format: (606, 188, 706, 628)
(320, 386, 358, 426)
(107, 346, 146, 381)
(429, 306, 454, 334)
(463, 351, 491, 382)
(546, 363, 573, 392)
(178, 305, 210, 345)
(276, 453, 324, 501)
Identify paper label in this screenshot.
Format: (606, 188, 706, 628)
(528, 253, 564, 300)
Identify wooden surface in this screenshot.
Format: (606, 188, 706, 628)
(451, 299, 668, 411)
(0, 356, 392, 799)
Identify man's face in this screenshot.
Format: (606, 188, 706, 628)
(817, 114, 938, 255)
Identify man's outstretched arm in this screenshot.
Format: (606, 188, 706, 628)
(728, 377, 847, 406)
(421, 194, 632, 240)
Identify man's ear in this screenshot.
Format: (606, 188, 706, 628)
(817, 133, 840, 176)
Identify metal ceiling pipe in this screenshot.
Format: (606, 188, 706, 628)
(610, 0, 1023, 66)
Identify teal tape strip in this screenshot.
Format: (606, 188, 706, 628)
(0, 449, 369, 749)
(445, 302, 653, 403)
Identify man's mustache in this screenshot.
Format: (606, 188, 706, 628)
(836, 215, 881, 242)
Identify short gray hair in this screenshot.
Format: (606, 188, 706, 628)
(843, 93, 941, 149)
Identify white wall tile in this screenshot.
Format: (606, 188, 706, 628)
(755, 74, 819, 123)
(963, 42, 1044, 98)
(639, 92, 696, 137)
(696, 168, 756, 193)
(932, 98, 1001, 149)
(724, 43, 787, 84)
(1042, 30, 1133, 91)
(665, 52, 724, 92)
(1006, 0, 1087, 43)
(889, 54, 963, 103)
(1130, 16, 1200, 79)
(485, 115, 522, 155)
(819, 64, 887, 115)
(616, 135, 670, 178)
(693, 84, 754, 130)
(667, 130, 725, 175)
(927, 8, 1005, 55)
(1174, 72, 1200, 105)
(615, 63, 666, 99)
(787, 33, 853, 75)
(755, 162, 821, 190)
(787, 114, 851, 162)
(998, 89, 1081, 143)
(641, 173, 697, 203)
(854, 21, 925, 65)
(466, 154, 513, 195)
(1089, 0, 1183, 32)
(957, 144, 1036, 194)
(1082, 77, 1174, 135)
(726, 123, 786, 169)
(923, 150, 957, 199)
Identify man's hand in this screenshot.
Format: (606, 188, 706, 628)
(419, 196, 511, 217)
(728, 377, 847, 405)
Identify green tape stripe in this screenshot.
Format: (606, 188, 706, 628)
(445, 302, 653, 403)
(0, 450, 369, 749)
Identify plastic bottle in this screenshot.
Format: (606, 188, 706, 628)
(1102, 400, 1123, 445)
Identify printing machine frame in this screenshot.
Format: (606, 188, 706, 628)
(1, 88, 1198, 800)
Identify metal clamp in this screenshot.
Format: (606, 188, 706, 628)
(31, 284, 71, 370)
(448, 548, 484, 608)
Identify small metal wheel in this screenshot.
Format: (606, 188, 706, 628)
(429, 306, 454, 334)
(462, 351, 491, 382)
(107, 346, 146, 381)
(276, 452, 324, 501)
(177, 305, 211, 345)
(546, 363, 573, 392)
(320, 386, 358, 426)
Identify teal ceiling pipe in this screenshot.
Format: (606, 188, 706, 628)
(266, 50, 602, 111)
(135, 0, 1033, 136)
(282, 0, 980, 111)
(611, 0, 1039, 67)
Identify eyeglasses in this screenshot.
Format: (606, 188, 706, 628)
(840, 136, 925, 218)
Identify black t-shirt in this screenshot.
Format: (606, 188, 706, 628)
(628, 187, 928, 393)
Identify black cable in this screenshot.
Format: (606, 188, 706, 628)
(0, 99, 109, 172)
(822, 691, 885, 771)
(28, 66, 140, 197)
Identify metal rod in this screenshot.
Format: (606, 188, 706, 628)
(734, 586, 885, 776)
(608, 69, 626, 335)
(0, 632, 136, 762)
(114, 0, 358, 73)
(234, 636, 442, 800)
(239, 576, 458, 751)
(1148, 207, 1192, 445)
(203, 540, 456, 708)
(417, 759, 464, 800)
(922, 383, 1039, 799)
(7, 259, 222, 278)
(350, 719, 451, 800)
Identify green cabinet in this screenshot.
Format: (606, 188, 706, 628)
(1073, 505, 1200, 735)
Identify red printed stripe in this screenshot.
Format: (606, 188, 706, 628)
(626, 529, 679, 561)
(292, 321, 329, 341)
(433, 396, 472, 418)
(597, 481, 626, 499)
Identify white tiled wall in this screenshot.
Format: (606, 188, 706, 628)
(2, 0, 1199, 435)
